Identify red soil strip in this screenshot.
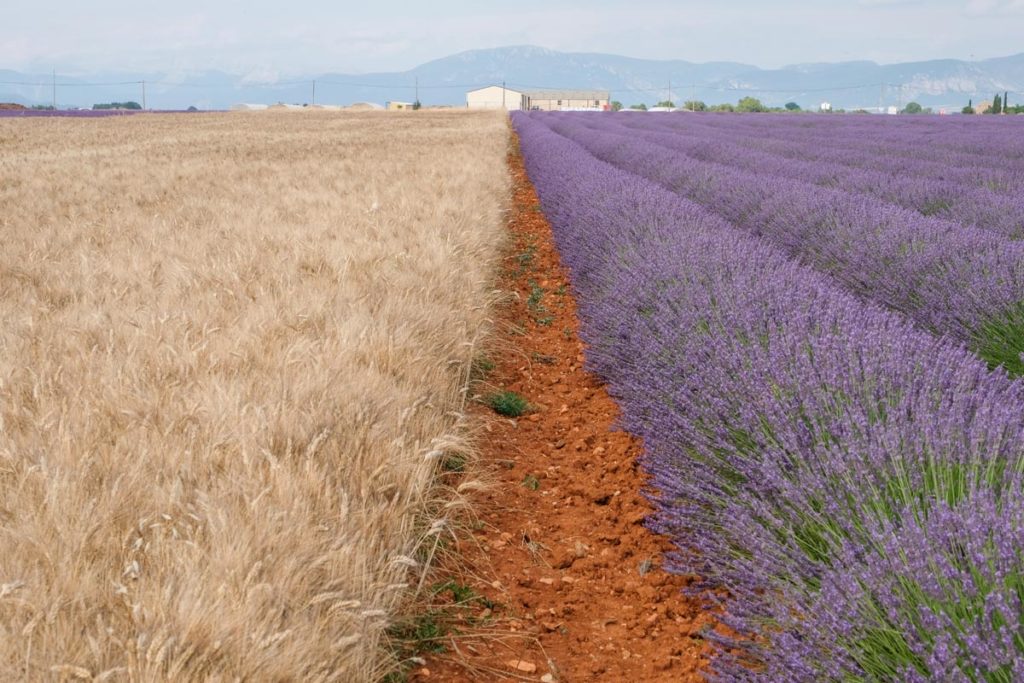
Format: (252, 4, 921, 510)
(416, 140, 714, 681)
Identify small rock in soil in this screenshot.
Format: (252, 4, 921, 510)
(554, 552, 576, 569)
(506, 659, 537, 674)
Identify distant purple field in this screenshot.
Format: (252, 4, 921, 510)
(514, 111, 1024, 680)
(0, 109, 210, 118)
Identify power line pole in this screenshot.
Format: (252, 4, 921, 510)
(668, 77, 672, 106)
(52, 69, 56, 110)
(142, 80, 146, 110)
(502, 79, 506, 109)
(311, 79, 316, 105)
(415, 76, 419, 104)
(691, 83, 696, 111)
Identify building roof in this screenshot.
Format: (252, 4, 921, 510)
(466, 85, 523, 95)
(526, 90, 610, 100)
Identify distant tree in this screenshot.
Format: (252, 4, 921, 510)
(853, 109, 872, 114)
(187, 105, 199, 112)
(709, 102, 735, 112)
(628, 103, 648, 111)
(93, 101, 142, 110)
(682, 100, 706, 112)
(30, 104, 55, 110)
(962, 98, 975, 115)
(654, 100, 675, 108)
(412, 100, 422, 110)
(992, 93, 1003, 114)
(736, 96, 767, 113)
(784, 101, 801, 111)
(902, 101, 923, 114)
(610, 100, 623, 111)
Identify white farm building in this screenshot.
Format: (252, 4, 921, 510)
(466, 85, 611, 111)
(466, 85, 527, 110)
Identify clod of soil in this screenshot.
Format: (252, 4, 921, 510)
(418, 139, 715, 681)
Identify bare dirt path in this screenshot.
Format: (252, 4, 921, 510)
(414, 138, 714, 682)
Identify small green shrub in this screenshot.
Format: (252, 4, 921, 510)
(486, 390, 529, 417)
(441, 454, 466, 473)
(469, 355, 495, 381)
(515, 242, 537, 273)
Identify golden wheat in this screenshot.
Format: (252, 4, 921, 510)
(0, 110, 509, 681)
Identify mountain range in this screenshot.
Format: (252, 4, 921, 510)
(2, 46, 1022, 111)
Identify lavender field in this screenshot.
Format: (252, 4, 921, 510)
(514, 111, 1024, 681)
(0, 109, 144, 118)
(0, 109, 208, 118)
(543, 113, 1024, 375)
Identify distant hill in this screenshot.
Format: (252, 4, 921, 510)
(2, 46, 1022, 110)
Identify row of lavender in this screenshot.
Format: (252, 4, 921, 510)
(689, 113, 1024, 187)
(598, 115, 1024, 236)
(645, 112, 1024, 167)
(514, 111, 1024, 680)
(612, 114, 1024, 193)
(540, 113, 1024, 375)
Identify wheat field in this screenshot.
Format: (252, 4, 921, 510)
(0, 110, 509, 681)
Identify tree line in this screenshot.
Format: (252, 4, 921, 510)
(961, 92, 1023, 115)
(610, 92, 1023, 115)
(611, 97, 846, 113)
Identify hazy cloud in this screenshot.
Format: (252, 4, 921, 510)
(965, 0, 1024, 14)
(0, 0, 1020, 74)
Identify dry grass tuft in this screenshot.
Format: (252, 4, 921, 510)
(0, 110, 509, 681)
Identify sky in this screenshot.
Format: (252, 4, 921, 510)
(3, 0, 1024, 76)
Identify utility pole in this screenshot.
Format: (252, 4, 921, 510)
(691, 83, 696, 111)
(668, 77, 672, 106)
(502, 79, 506, 109)
(878, 82, 884, 114)
(142, 80, 146, 110)
(415, 76, 419, 105)
(52, 69, 56, 110)
(311, 80, 316, 106)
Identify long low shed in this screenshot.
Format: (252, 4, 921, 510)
(466, 85, 611, 111)
(524, 90, 611, 111)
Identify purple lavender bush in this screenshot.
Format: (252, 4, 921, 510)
(513, 111, 1024, 681)
(537, 114, 1024, 376)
